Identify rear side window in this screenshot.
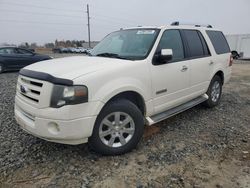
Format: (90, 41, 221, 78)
(182, 30, 205, 58)
(206, 31, 230, 54)
(16, 48, 33, 55)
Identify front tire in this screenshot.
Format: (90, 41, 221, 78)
(203, 75, 222, 108)
(89, 99, 144, 155)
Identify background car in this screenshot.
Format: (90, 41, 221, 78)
(78, 47, 86, 53)
(0, 47, 52, 73)
(52, 48, 62, 53)
(60, 48, 69, 53)
(84, 48, 92, 54)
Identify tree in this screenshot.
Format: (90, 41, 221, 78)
(45, 43, 55, 48)
(25, 42, 29, 48)
(30, 43, 38, 48)
(55, 39, 58, 47)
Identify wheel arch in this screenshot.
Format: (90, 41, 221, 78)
(214, 70, 224, 85)
(101, 90, 146, 116)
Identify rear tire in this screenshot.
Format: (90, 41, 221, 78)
(89, 99, 144, 155)
(203, 75, 222, 108)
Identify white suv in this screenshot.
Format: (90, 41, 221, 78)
(15, 22, 232, 155)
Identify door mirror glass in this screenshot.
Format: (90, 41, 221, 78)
(161, 49, 173, 61)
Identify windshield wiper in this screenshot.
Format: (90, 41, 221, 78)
(95, 53, 129, 60)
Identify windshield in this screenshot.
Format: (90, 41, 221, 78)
(91, 29, 160, 60)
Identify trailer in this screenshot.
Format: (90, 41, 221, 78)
(226, 34, 250, 59)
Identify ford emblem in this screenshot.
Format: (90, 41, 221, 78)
(20, 85, 28, 94)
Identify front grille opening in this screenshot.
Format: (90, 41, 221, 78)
(21, 78, 43, 87)
(21, 94, 39, 103)
(30, 89, 40, 95)
(30, 81, 43, 87)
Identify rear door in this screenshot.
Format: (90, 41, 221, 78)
(15, 48, 35, 68)
(181, 30, 212, 97)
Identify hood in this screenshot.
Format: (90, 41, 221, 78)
(23, 56, 131, 80)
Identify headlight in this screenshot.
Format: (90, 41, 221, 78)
(50, 85, 88, 108)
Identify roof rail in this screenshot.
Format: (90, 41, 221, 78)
(171, 21, 213, 28)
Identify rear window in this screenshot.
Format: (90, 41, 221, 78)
(206, 31, 230, 54)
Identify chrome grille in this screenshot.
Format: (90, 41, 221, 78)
(17, 77, 43, 103)
(16, 75, 53, 108)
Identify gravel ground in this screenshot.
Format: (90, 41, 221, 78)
(0, 62, 250, 188)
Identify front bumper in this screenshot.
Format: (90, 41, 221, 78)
(14, 96, 101, 145)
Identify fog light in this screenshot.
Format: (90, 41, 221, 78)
(48, 122, 60, 135)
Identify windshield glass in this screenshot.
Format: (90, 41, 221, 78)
(91, 29, 160, 60)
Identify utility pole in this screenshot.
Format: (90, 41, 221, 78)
(86, 4, 91, 48)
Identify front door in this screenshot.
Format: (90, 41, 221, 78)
(0, 48, 22, 70)
(150, 29, 190, 114)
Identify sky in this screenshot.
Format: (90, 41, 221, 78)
(0, 0, 250, 45)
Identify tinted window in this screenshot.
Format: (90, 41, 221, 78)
(0, 49, 6, 54)
(16, 48, 33, 55)
(157, 30, 184, 61)
(198, 31, 210, 56)
(206, 31, 230, 54)
(183, 30, 204, 58)
(0, 48, 16, 55)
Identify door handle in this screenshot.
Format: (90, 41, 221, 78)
(209, 61, 214, 65)
(181, 65, 188, 72)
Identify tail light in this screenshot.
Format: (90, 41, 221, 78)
(229, 55, 233, 66)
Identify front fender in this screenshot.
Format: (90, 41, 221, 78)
(92, 77, 150, 103)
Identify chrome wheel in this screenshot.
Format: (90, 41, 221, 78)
(211, 81, 221, 102)
(99, 112, 135, 148)
(0, 65, 2, 73)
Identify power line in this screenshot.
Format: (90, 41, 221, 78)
(92, 17, 135, 27)
(92, 6, 143, 24)
(91, 13, 140, 25)
(1, 2, 142, 26)
(0, 2, 83, 12)
(0, 19, 84, 26)
(0, 9, 84, 18)
(5, 0, 84, 6)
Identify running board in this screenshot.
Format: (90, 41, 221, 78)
(146, 94, 208, 125)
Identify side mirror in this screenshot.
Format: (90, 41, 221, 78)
(161, 49, 173, 61)
(154, 49, 173, 65)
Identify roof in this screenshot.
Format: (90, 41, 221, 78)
(123, 23, 217, 31)
(0, 46, 17, 48)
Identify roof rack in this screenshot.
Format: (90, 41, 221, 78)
(171, 21, 213, 28)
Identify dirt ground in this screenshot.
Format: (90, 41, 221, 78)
(0, 61, 250, 188)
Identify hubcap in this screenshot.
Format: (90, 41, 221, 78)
(99, 112, 135, 148)
(211, 81, 221, 102)
(0, 65, 2, 72)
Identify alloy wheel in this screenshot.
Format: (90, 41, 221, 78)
(99, 112, 135, 148)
